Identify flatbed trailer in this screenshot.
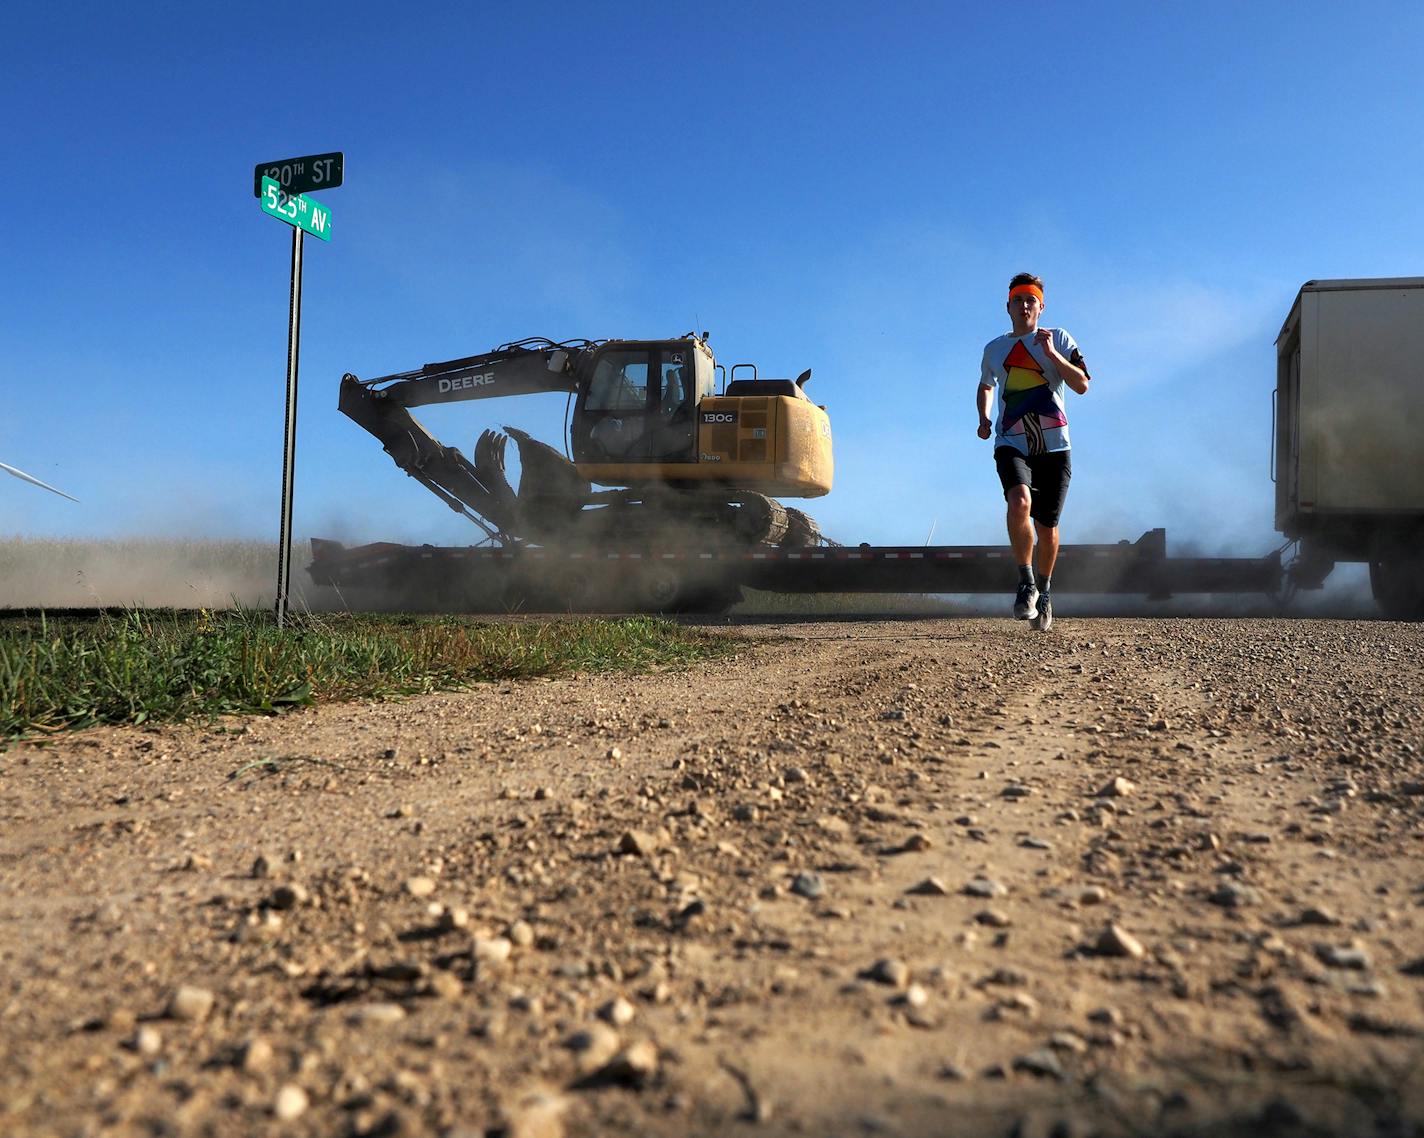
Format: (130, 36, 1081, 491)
(307, 529, 1283, 613)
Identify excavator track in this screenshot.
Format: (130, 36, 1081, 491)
(467, 427, 816, 551)
(780, 506, 823, 548)
(729, 492, 789, 546)
(559, 489, 793, 550)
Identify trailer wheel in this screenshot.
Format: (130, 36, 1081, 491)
(630, 563, 687, 613)
(679, 585, 743, 614)
(1370, 532, 1424, 620)
(569, 568, 623, 613)
(628, 565, 741, 614)
(1370, 557, 1424, 620)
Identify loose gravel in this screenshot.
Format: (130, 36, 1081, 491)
(0, 616, 1421, 1137)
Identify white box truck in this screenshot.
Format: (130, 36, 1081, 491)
(1275, 278, 1424, 618)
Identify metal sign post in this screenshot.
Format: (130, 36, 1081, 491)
(255, 153, 342, 629)
(275, 224, 303, 629)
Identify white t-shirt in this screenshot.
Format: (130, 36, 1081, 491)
(978, 328, 1084, 456)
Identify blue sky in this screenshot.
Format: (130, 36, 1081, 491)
(4, 1, 1421, 558)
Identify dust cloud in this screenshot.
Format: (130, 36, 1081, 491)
(0, 537, 328, 611)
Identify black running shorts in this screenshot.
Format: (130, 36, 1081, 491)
(994, 447, 1072, 528)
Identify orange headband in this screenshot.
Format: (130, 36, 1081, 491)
(1009, 283, 1043, 303)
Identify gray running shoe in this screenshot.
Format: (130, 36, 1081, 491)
(1030, 593, 1053, 631)
(1014, 582, 1039, 621)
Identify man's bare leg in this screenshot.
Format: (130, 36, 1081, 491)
(1007, 486, 1038, 619)
(1007, 486, 1034, 565)
(1034, 522, 1059, 580)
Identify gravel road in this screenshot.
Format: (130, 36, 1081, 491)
(1, 616, 1421, 1138)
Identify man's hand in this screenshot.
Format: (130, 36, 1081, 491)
(977, 416, 993, 440)
(1033, 328, 1059, 360)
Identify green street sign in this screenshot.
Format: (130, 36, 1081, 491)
(260, 176, 332, 242)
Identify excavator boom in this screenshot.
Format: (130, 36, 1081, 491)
(352, 338, 592, 407)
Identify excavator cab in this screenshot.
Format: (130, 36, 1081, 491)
(569, 335, 832, 498)
(571, 339, 712, 466)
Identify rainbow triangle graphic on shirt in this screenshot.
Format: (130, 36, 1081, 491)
(1003, 340, 1046, 392)
(1001, 339, 1067, 453)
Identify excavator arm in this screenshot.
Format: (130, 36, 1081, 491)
(348, 338, 593, 408)
(339, 339, 596, 540)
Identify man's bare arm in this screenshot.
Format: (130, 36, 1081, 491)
(1033, 331, 1091, 395)
(976, 384, 995, 439)
(1056, 354, 1090, 395)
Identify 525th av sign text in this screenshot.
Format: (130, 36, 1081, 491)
(260, 177, 332, 242)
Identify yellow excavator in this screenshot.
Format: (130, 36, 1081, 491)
(340, 334, 833, 547)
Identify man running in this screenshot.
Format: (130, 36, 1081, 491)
(976, 273, 1091, 631)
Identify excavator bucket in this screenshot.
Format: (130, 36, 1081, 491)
(505, 427, 590, 537)
(468, 428, 592, 544)
(471, 430, 521, 534)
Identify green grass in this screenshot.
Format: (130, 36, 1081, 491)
(0, 609, 735, 743)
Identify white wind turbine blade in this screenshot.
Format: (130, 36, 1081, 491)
(0, 460, 80, 503)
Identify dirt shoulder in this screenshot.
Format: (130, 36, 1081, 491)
(2, 616, 1422, 1138)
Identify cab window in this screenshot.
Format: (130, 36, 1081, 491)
(587, 351, 650, 411)
(659, 355, 692, 417)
